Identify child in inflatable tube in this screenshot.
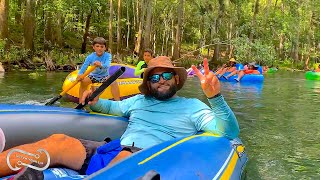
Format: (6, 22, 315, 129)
(0, 57, 240, 178)
(77, 37, 120, 101)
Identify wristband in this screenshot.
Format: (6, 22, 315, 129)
(208, 93, 221, 99)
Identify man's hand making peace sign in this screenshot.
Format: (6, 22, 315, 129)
(191, 58, 221, 98)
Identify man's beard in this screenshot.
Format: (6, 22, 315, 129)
(150, 84, 178, 101)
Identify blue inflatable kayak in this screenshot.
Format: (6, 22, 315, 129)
(88, 133, 247, 180)
(0, 104, 247, 180)
(2, 134, 247, 180)
(0, 104, 128, 150)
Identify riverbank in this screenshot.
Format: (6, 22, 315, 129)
(0, 51, 316, 72)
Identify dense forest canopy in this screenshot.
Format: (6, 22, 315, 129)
(0, 0, 320, 70)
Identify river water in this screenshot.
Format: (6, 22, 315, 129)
(0, 70, 319, 179)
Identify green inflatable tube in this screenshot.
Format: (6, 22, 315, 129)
(267, 68, 278, 73)
(305, 71, 320, 80)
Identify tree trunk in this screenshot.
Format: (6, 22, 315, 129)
(210, 21, 215, 46)
(199, 15, 204, 53)
(81, 9, 92, 54)
(15, 0, 22, 24)
(143, 0, 153, 49)
(126, 0, 130, 49)
(265, 0, 272, 18)
(213, 44, 220, 65)
(23, 0, 36, 51)
(172, 0, 183, 60)
(109, 0, 114, 53)
(161, 25, 166, 55)
(293, 40, 299, 62)
(227, 22, 233, 58)
(304, 50, 310, 70)
(132, 0, 136, 32)
(229, 45, 234, 59)
(116, 0, 122, 54)
(0, 0, 9, 40)
(44, 12, 53, 51)
(44, 51, 55, 71)
(293, 7, 301, 63)
(153, 33, 156, 54)
(171, 18, 175, 57)
(216, 0, 224, 33)
(305, 11, 315, 70)
(249, 0, 260, 41)
(134, 0, 145, 55)
(210, 0, 224, 68)
(278, 33, 284, 60)
(54, 14, 63, 47)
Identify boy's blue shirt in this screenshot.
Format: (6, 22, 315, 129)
(90, 94, 240, 149)
(78, 52, 112, 79)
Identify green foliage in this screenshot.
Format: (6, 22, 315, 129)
(251, 40, 277, 66)
(3, 0, 320, 71)
(48, 48, 89, 65)
(233, 36, 252, 63)
(233, 36, 276, 66)
(0, 40, 5, 58)
(179, 58, 198, 68)
(0, 43, 30, 63)
(124, 56, 139, 65)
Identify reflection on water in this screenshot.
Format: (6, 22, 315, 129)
(305, 80, 320, 94)
(180, 73, 320, 179)
(0, 73, 4, 83)
(0, 71, 320, 179)
(0, 71, 69, 104)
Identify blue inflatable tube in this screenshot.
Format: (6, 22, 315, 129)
(219, 71, 264, 83)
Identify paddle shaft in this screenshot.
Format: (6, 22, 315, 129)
(61, 66, 97, 96)
(75, 67, 126, 109)
(45, 66, 97, 105)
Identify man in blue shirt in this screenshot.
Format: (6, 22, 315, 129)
(0, 57, 240, 178)
(77, 37, 120, 101)
(87, 57, 239, 150)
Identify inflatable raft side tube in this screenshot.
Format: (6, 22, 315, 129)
(87, 133, 247, 180)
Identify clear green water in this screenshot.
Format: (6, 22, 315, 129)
(0, 70, 319, 179)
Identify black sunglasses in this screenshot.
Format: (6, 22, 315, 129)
(148, 72, 175, 83)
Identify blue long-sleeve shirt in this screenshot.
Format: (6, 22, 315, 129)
(78, 52, 112, 80)
(91, 94, 239, 149)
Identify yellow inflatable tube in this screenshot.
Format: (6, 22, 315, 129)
(62, 67, 142, 102)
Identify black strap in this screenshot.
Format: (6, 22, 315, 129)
(141, 62, 148, 69)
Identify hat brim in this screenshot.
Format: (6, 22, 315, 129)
(139, 66, 187, 95)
